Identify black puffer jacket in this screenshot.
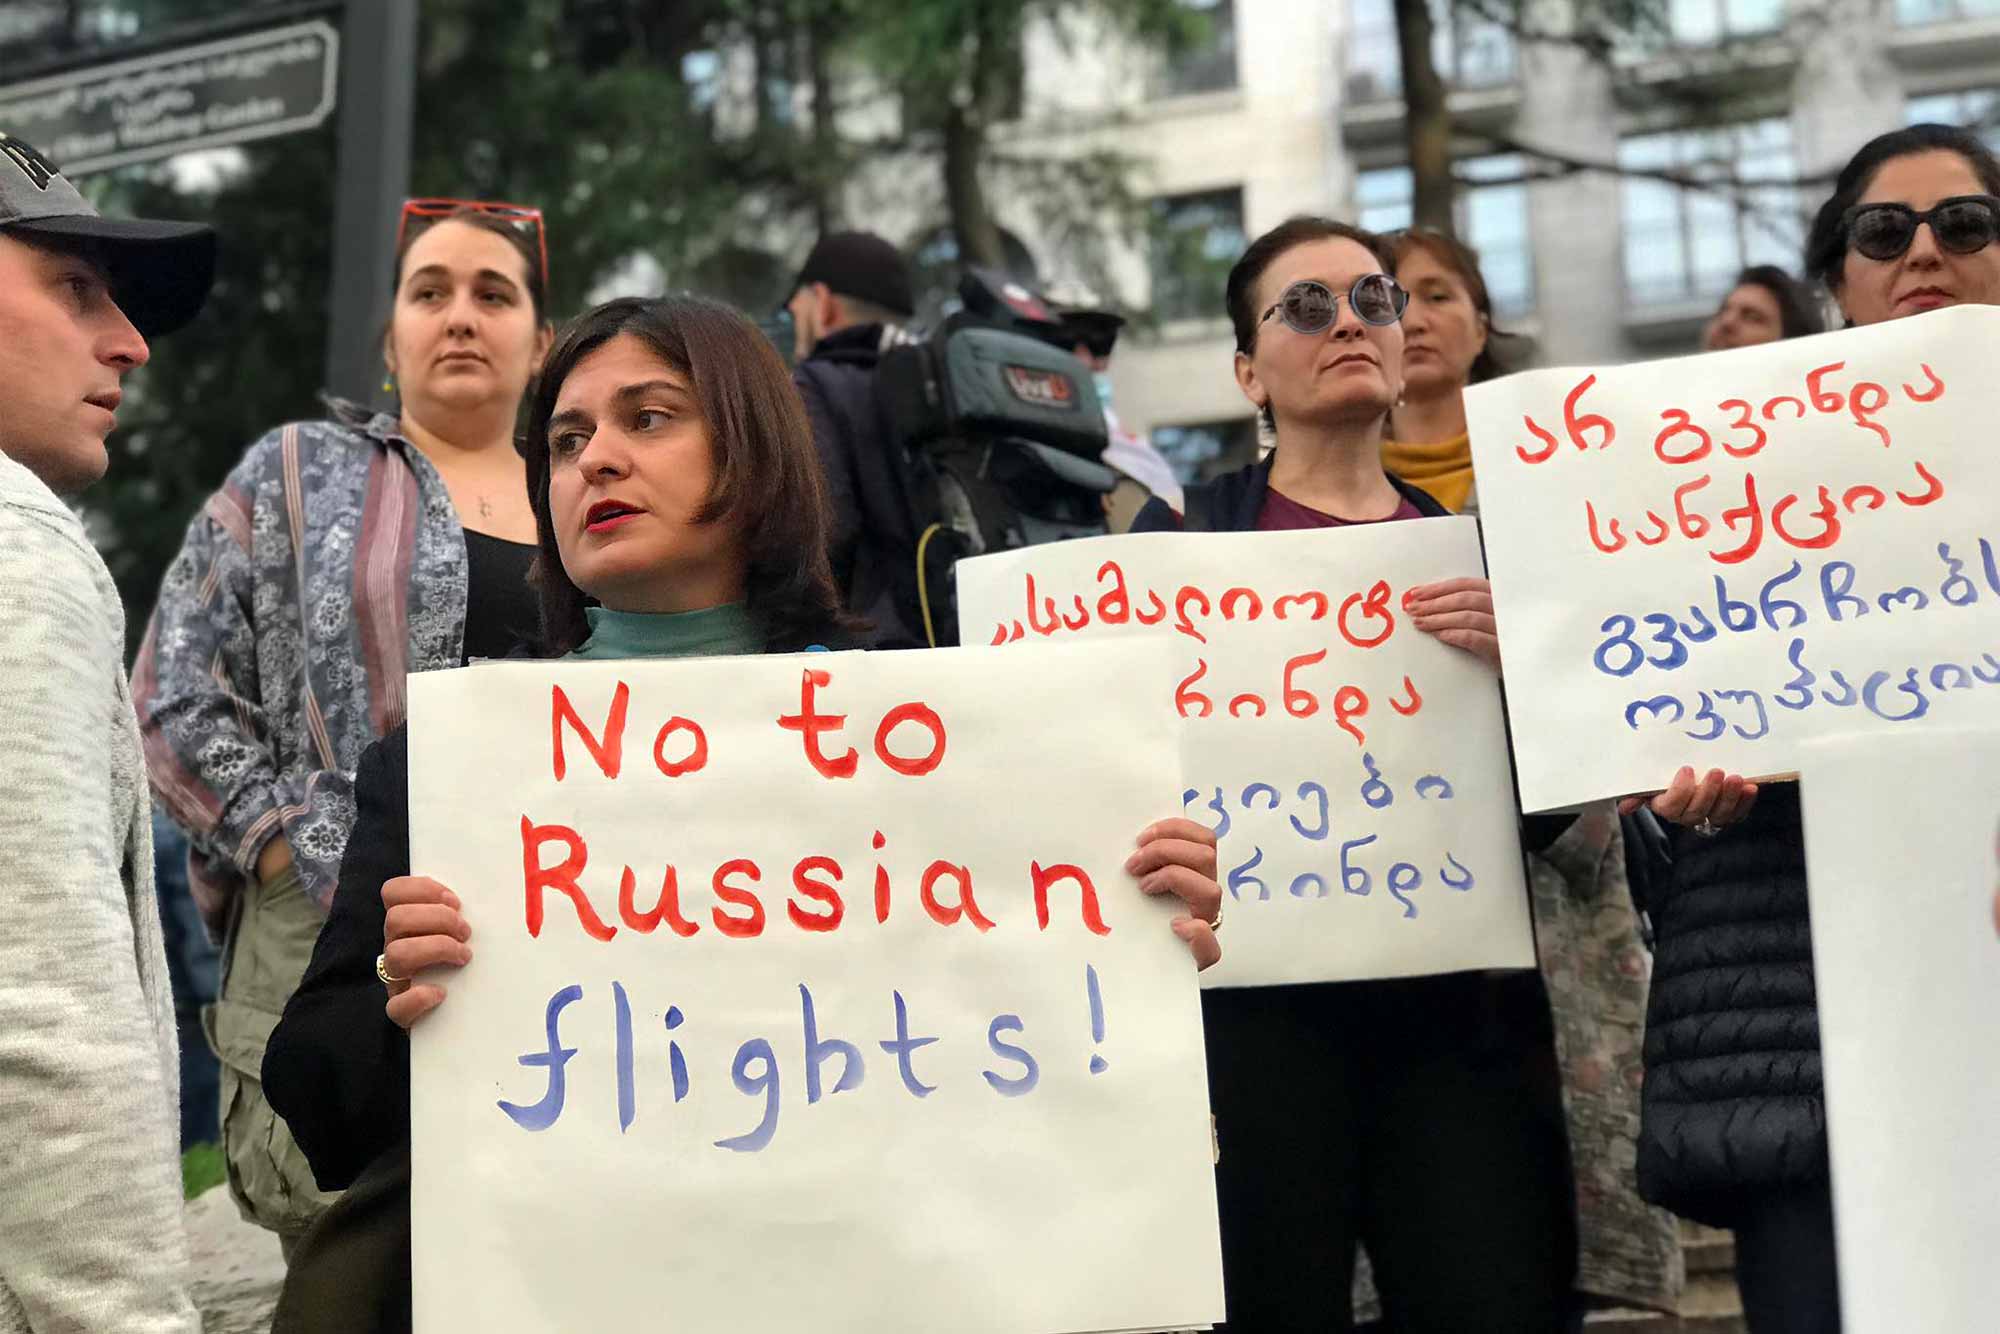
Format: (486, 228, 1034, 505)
(1634, 783, 1826, 1226)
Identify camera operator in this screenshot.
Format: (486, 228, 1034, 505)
(1047, 295, 1184, 531)
(786, 231, 925, 647)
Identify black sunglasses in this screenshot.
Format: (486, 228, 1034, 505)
(1842, 194, 2000, 262)
(1258, 274, 1408, 338)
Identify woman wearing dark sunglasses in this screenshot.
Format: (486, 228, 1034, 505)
(1618, 123, 2000, 1334)
(131, 202, 556, 1255)
(1132, 217, 1577, 1333)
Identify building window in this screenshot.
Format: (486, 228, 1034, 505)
(1151, 188, 1247, 323)
(1619, 118, 1805, 310)
(1895, 0, 2000, 23)
(1620, 0, 1785, 51)
(1666, 0, 1785, 42)
(1152, 418, 1259, 484)
(1160, 0, 1238, 97)
(1353, 155, 1535, 317)
(1345, 0, 1516, 104)
(1907, 88, 2000, 146)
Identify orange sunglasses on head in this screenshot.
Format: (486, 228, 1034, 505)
(396, 197, 549, 289)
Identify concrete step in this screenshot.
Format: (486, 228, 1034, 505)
(1578, 1222, 1746, 1333)
(1683, 1223, 1737, 1276)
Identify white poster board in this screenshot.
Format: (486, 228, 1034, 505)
(1467, 304, 2000, 811)
(1798, 727, 2000, 1334)
(405, 642, 1223, 1334)
(957, 522, 1535, 988)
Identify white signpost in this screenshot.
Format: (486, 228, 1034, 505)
(1799, 726, 2000, 1334)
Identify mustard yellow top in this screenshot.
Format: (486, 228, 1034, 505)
(1382, 431, 1475, 514)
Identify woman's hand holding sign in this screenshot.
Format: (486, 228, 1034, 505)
(1404, 577, 1502, 671)
(1617, 765, 1760, 834)
(380, 876, 473, 1030)
(1128, 819, 1224, 971)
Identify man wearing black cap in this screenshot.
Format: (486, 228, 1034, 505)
(786, 230, 926, 647)
(0, 129, 214, 1332)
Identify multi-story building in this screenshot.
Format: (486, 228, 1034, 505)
(987, 0, 2000, 483)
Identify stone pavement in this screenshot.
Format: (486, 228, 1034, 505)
(185, 1185, 283, 1333)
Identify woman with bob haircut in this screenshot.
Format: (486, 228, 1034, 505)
(1133, 216, 1577, 1333)
(261, 295, 1226, 1331)
(1372, 225, 1684, 1324)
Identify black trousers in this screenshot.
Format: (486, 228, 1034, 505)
(1205, 972, 1578, 1333)
(1730, 1183, 1842, 1334)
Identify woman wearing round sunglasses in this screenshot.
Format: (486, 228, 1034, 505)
(132, 202, 556, 1254)
(1132, 218, 1577, 1332)
(1617, 123, 2000, 1334)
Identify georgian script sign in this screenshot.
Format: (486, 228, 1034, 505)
(0, 20, 339, 175)
(958, 523, 1536, 989)
(405, 642, 1224, 1334)
(1799, 726, 2000, 1334)
(1466, 303, 2000, 811)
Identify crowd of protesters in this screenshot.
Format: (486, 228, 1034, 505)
(3, 112, 1999, 1334)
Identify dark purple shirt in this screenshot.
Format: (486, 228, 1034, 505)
(1257, 486, 1424, 531)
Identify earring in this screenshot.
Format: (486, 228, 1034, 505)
(382, 372, 396, 394)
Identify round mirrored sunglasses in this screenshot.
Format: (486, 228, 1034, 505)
(1258, 274, 1409, 337)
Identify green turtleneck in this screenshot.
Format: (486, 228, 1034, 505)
(567, 603, 763, 661)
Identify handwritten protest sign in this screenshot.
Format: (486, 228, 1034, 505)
(957, 523, 1535, 988)
(1466, 303, 2000, 811)
(404, 642, 1223, 1334)
(1799, 727, 2000, 1334)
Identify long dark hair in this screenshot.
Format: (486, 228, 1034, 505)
(1388, 227, 1514, 384)
(1804, 123, 2000, 293)
(522, 296, 851, 655)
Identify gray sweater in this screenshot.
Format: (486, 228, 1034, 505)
(0, 453, 196, 1332)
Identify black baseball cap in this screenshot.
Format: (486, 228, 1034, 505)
(791, 231, 915, 319)
(0, 129, 216, 336)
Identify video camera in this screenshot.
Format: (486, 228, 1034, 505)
(875, 268, 1119, 646)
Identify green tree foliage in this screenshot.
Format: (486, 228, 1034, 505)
(3, 0, 1199, 643)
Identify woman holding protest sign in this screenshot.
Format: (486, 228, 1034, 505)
(1369, 226, 1687, 1323)
(134, 201, 556, 1257)
(260, 295, 1226, 1331)
(1129, 217, 1577, 1332)
(1621, 122, 2000, 1334)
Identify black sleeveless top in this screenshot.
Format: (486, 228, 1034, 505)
(460, 529, 539, 663)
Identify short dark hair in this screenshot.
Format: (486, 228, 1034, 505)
(394, 207, 549, 323)
(522, 296, 851, 655)
(1226, 216, 1396, 355)
(1804, 123, 2000, 292)
(1727, 264, 1824, 339)
(1388, 227, 1515, 384)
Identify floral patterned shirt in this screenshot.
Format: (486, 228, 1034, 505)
(134, 402, 469, 926)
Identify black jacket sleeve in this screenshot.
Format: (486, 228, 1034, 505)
(793, 364, 862, 583)
(1129, 495, 1182, 532)
(263, 725, 413, 1192)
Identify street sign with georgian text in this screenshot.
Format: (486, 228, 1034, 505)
(0, 19, 339, 176)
